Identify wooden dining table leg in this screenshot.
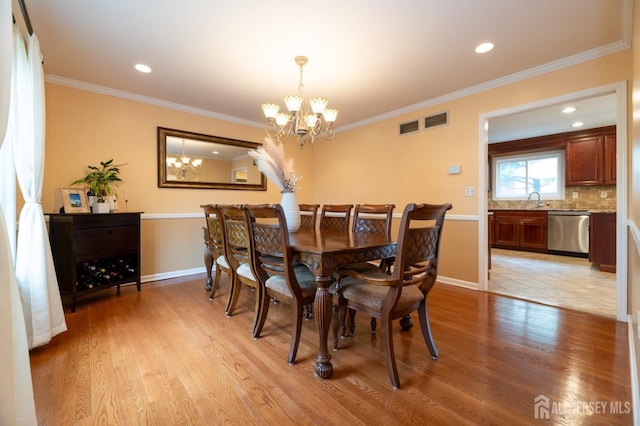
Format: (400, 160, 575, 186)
(313, 276, 333, 379)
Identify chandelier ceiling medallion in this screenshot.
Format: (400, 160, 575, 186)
(261, 56, 338, 149)
(166, 139, 203, 180)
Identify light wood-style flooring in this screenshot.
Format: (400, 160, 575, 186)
(489, 248, 617, 318)
(30, 274, 631, 425)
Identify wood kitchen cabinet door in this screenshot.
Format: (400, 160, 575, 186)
(492, 210, 547, 252)
(494, 215, 519, 248)
(518, 217, 547, 249)
(565, 135, 603, 185)
(589, 212, 616, 272)
(603, 134, 616, 185)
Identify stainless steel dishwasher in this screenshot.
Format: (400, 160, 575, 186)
(547, 210, 590, 256)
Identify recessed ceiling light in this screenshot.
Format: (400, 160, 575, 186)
(562, 106, 576, 114)
(212, 151, 219, 155)
(572, 121, 584, 128)
(134, 64, 151, 73)
(475, 42, 494, 54)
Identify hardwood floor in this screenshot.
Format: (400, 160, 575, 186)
(30, 274, 632, 425)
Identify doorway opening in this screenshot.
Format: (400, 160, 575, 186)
(477, 82, 628, 321)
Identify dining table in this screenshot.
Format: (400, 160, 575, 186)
(288, 228, 396, 379)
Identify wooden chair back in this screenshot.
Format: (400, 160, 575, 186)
(218, 204, 250, 272)
(298, 204, 320, 231)
(352, 204, 395, 238)
(200, 204, 225, 259)
(319, 204, 353, 233)
(392, 203, 452, 295)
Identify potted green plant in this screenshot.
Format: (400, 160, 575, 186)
(71, 159, 126, 213)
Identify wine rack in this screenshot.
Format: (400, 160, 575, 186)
(76, 254, 138, 291)
(49, 212, 141, 312)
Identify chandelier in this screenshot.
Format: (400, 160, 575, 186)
(166, 139, 203, 179)
(261, 56, 338, 149)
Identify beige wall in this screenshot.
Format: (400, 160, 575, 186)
(42, 49, 632, 285)
(312, 50, 631, 284)
(43, 84, 315, 278)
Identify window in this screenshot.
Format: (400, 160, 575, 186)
(492, 150, 565, 200)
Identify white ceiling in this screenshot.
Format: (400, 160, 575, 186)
(17, 0, 629, 140)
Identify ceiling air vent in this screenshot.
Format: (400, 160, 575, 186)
(399, 119, 420, 135)
(423, 111, 448, 130)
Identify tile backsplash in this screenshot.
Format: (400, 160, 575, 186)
(488, 185, 616, 211)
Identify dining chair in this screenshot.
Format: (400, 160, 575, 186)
(331, 202, 452, 389)
(200, 204, 233, 300)
(345, 203, 396, 334)
(298, 203, 320, 231)
(218, 204, 263, 335)
(319, 204, 353, 233)
(244, 204, 318, 365)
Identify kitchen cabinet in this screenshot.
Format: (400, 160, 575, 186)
(565, 130, 616, 186)
(492, 210, 547, 252)
(49, 212, 142, 312)
(589, 212, 616, 273)
(603, 134, 616, 184)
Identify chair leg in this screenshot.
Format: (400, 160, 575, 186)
(204, 246, 213, 291)
(399, 314, 413, 331)
(225, 274, 241, 316)
(208, 266, 222, 299)
(331, 303, 339, 350)
(288, 302, 304, 365)
(381, 316, 400, 389)
(253, 289, 270, 339)
(418, 302, 439, 359)
(304, 303, 314, 319)
(250, 283, 264, 336)
(348, 309, 356, 335)
(338, 299, 347, 338)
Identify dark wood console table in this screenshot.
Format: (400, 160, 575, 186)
(48, 212, 142, 312)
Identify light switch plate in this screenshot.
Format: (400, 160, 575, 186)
(464, 186, 475, 196)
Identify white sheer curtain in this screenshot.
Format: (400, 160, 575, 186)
(13, 32, 66, 349)
(0, 5, 38, 425)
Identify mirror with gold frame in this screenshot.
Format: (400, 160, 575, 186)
(157, 127, 267, 190)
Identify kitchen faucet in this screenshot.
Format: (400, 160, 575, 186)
(528, 191, 544, 208)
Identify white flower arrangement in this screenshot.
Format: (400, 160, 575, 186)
(249, 137, 301, 193)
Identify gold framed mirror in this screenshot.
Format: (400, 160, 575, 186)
(157, 127, 267, 190)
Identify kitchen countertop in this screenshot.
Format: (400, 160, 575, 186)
(488, 208, 616, 213)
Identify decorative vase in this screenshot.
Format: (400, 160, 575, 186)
(94, 202, 110, 214)
(280, 192, 300, 232)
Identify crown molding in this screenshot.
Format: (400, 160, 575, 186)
(44, 74, 264, 129)
(337, 40, 630, 132)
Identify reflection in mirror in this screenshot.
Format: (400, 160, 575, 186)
(157, 127, 267, 190)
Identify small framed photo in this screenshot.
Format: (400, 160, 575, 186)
(60, 187, 90, 213)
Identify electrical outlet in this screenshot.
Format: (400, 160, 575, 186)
(572, 192, 579, 199)
(600, 191, 608, 198)
(464, 186, 475, 197)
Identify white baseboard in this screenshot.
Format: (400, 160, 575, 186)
(437, 275, 479, 290)
(140, 267, 206, 284)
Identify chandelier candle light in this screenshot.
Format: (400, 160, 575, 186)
(262, 56, 338, 149)
(166, 139, 203, 179)
(248, 137, 301, 231)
